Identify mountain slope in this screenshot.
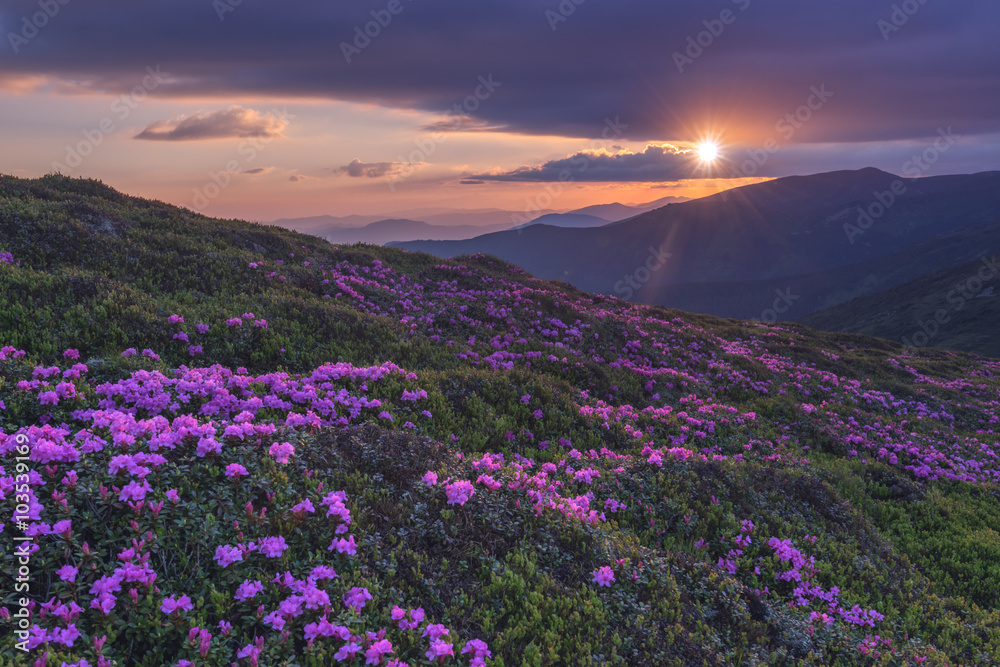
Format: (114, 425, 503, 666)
(398, 168, 1000, 311)
(627, 216, 1000, 329)
(2, 174, 1000, 666)
(799, 253, 1000, 356)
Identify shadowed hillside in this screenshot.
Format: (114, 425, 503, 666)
(800, 254, 1000, 356)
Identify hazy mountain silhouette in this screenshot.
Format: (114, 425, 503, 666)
(567, 196, 688, 221)
(272, 195, 688, 245)
(315, 219, 517, 245)
(511, 213, 612, 230)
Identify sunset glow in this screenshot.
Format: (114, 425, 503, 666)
(0, 1, 995, 221)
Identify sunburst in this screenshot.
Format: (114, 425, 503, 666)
(695, 140, 720, 164)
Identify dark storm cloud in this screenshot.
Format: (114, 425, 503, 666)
(472, 144, 697, 182)
(1, 0, 998, 148)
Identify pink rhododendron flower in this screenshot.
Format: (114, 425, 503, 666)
(343, 586, 372, 612)
(335, 642, 362, 661)
(592, 566, 615, 587)
(423, 624, 450, 641)
(258, 536, 289, 558)
(118, 480, 150, 502)
(160, 594, 193, 614)
(392, 606, 424, 630)
(237, 643, 262, 665)
(425, 640, 455, 662)
(462, 638, 492, 665)
(234, 580, 264, 602)
(291, 498, 315, 513)
(269, 441, 295, 463)
(225, 463, 249, 478)
(214, 544, 243, 568)
(445, 480, 474, 506)
(365, 639, 394, 664)
(263, 610, 286, 630)
(476, 474, 502, 491)
(328, 534, 357, 556)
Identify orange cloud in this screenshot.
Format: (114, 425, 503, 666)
(135, 105, 289, 141)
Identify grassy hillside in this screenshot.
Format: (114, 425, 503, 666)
(3, 175, 1000, 665)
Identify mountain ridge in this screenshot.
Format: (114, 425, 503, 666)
(397, 167, 1000, 326)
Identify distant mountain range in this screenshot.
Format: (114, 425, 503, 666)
(271, 196, 687, 244)
(272, 208, 553, 237)
(289, 218, 513, 246)
(395, 168, 1000, 354)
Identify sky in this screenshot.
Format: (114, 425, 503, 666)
(0, 0, 997, 222)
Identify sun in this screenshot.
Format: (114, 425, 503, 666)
(696, 141, 720, 163)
